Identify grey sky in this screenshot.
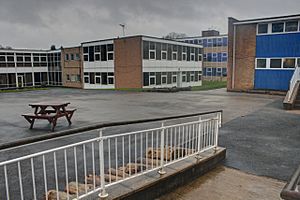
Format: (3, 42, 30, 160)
(0, 0, 299, 49)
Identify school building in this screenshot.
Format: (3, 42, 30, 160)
(227, 14, 300, 92)
(178, 30, 228, 81)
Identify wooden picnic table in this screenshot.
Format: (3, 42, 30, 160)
(22, 101, 76, 131)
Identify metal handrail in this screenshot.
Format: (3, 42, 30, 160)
(0, 111, 222, 200)
(288, 66, 300, 101)
(0, 110, 222, 151)
(281, 165, 300, 200)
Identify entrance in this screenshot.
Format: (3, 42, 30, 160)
(17, 75, 24, 88)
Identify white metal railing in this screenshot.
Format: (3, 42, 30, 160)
(0, 112, 222, 200)
(288, 66, 300, 101)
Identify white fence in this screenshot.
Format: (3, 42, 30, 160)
(0, 112, 222, 200)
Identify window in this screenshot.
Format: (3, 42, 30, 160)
(272, 22, 284, 33)
(70, 54, 74, 60)
(258, 24, 268, 34)
(256, 59, 267, 68)
(161, 73, 167, 84)
(207, 39, 212, 47)
(285, 21, 298, 32)
(108, 73, 114, 84)
(172, 52, 177, 60)
(283, 58, 295, 68)
(206, 68, 212, 76)
(95, 45, 101, 52)
(203, 54, 207, 61)
(149, 73, 156, 85)
(190, 72, 195, 81)
(149, 50, 156, 60)
(89, 46, 94, 62)
(172, 73, 177, 83)
(84, 55, 88, 61)
(75, 53, 80, 60)
(198, 54, 202, 61)
(95, 53, 100, 61)
(83, 47, 88, 54)
(212, 53, 217, 62)
(190, 47, 195, 61)
(66, 74, 70, 81)
(107, 44, 114, 61)
(84, 73, 89, 83)
(216, 68, 222, 76)
(270, 59, 282, 68)
(182, 72, 186, 82)
(143, 41, 149, 59)
(161, 51, 167, 60)
(222, 52, 227, 62)
(143, 72, 149, 86)
(182, 46, 187, 61)
(297, 58, 300, 67)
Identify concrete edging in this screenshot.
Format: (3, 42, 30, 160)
(87, 147, 226, 200)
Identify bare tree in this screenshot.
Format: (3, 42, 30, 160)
(163, 32, 187, 40)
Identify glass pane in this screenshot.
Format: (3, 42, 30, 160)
(270, 59, 282, 68)
(257, 59, 266, 68)
(285, 21, 298, 32)
(272, 22, 284, 33)
(283, 58, 295, 68)
(258, 24, 268, 34)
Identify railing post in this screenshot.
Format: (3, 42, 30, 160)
(214, 118, 219, 152)
(218, 112, 222, 128)
(158, 121, 166, 175)
(196, 117, 202, 159)
(98, 129, 108, 199)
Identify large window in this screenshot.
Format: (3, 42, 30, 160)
(256, 59, 267, 68)
(270, 59, 282, 68)
(272, 22, 284, 33)
(285, 21, 298, 32)
(258, 24, 268, 34)
(283, 58, 295, 68)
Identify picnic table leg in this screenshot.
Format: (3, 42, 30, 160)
(51, 117, 57, 132)
(24, 116, 35, 129)
(66, 112, 74, 125)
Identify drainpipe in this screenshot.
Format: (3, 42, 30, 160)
(232, 25, 236, 90)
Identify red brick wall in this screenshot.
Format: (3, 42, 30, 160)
(227, 18, 256, 91)
(114, 36, 143, 89)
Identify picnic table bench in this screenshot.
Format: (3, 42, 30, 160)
(22, 102, 76, 131)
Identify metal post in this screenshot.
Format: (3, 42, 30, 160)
(196, 117, 202, 159)
(98, 129, 108, 198)
(218, 112, 222, 128)
(158, 122, 166, 175)
(214, 119, 219, 152)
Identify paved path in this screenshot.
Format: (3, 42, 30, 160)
(158, 165, 285, 200)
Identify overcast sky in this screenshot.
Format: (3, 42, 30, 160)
(0, 0, 299, 49)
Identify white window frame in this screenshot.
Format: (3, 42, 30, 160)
(207, 39, 213, 47)
(172, 52, 177, 61)
(257, 20, 300, 35)
(257, 23, 269, 35)
(190, 72, 195, 82)
(149, 50, 156, 60)
(161, 51, 167, 60)
(182, 73, 186, 82)
(95, 74, 101, 84)
(161, 74, 167, 84)
(206, 67, 212, 76)
(255, 58, 267, 69)
(95, 52, 101, 61)
(172, 74, 177, 83)
(107, 74, 114, 85)
(149, 75, 156, 85)
(198, 54, 202, 61)
(212, 53, 217, 62)
(84, 74, 89, 84)
(282, 58, 296, 68)
(190, 53, 195, 61)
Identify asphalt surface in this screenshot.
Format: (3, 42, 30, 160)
(0, 88, 298, 199)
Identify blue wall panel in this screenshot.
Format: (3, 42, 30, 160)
(254, 69, 294, 91)
(256, 33, 300, 58)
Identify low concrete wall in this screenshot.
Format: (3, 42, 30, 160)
(87, 147, 226, 200)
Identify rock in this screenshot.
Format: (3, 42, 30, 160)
(137, 157, 161, 167)
(65, 182, 93, 195)
(46, 190, 75, 200)
(146, 146, 174, 161)
(85, 174, 120, 185)
(107, 168, 129, 178)
(125, 163, 147, 174)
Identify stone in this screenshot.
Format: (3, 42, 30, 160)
(125, 163, 147, 174)
(46, 190, 75, 200)
(107, 168, 129, 178)
(65, 182, 93, 195)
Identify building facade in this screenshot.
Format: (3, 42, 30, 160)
(82, 35, 203, 89)
(228, 14, 300, 91)
(179, 30, 228, 81)
(61, 47, 83, 88)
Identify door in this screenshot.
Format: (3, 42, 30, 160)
(17, 75, 24, 88)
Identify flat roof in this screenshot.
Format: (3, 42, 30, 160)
(179, 34, 228, 40)
(81, 35, 203, 47)
(233, 13, 300, 25)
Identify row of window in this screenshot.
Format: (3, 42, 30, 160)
(65, 53, 80, 61)
(203, 52, 227, 62)
(83, 44, 114, 62)
(184, 37, 228, 47)
(0, 72, 49, 88)
(83, 72, 114, 85)
(143, 71, 202, 86)
(203, 67, 227, 77)
(143, 41, 202, 62)
(256, 58, 300, 69)
(66, 74, 81, 82)
(257, 20, 300, 35)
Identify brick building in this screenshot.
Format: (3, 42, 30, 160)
(61, 46, 83, 88)
(178, 30, 228, 81)
(82, 35, 203, 89)
(228, 14, 300, 92)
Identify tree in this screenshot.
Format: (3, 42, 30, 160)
(163, 32, 187, 40)
(50, 45, 56, 50)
